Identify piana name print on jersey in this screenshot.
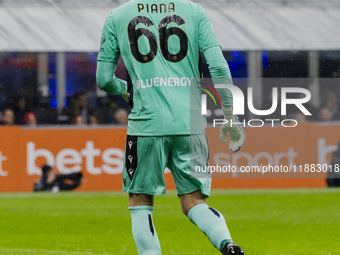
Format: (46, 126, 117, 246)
(137, 3, 175, 13)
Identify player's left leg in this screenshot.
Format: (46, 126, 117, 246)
(180, 190, 244, 255)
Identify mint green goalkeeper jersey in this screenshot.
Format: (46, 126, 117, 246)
(98, 0, 220, 136)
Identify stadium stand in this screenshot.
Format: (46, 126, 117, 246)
(0, 0, 339, 123)
(0, 0, 339, 51)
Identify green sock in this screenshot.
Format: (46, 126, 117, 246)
(129, 206, 161, 255)
(188, 203, 232, 251)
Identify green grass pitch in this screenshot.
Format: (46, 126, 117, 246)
(0, 188, 339, 255)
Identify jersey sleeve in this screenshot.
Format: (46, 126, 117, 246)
(197, 4, 221, 53)
(204, 46, 233, 109)
(97, 13, 126, 95)
(97, 14, 120, 63)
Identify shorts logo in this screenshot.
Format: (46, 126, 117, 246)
(128, 168, 134, 176)
(125, 136, 138, 180)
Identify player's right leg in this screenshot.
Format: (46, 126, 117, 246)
(123, 135, 169, 255)
(129, 193, 161, 255)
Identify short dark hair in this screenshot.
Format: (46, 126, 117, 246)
(41, 165, 52, 176)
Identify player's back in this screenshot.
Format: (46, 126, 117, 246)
(108, 0, 211, 136)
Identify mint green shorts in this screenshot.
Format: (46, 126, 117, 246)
(122, 135, 211, 196)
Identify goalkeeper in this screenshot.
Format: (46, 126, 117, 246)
(96, 0, 245, 254)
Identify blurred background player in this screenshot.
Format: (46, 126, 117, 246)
(96, 0, 245, 254)
(33, 165, 83, 192)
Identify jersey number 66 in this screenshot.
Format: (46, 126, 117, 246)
(128, 15, 188, 63)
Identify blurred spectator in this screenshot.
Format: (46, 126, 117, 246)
(95, 96, 119, 124)
(75, 115, 85, 125)
(293, 112, 308, 124)
(64, 92, 93, 125)
(326, 141, 340, 187)
(13, 95, 29, 125)
(89, 114, 101, 126)
(114, 108, 128, 125)
(319, 107, 334, 122)
(89, 116, 98, 125)
(319, 92, 340, 121)
(0, 108, 15, 125)
(24, 112, 37, 127)
(34, 97, 58, 125)
(33, 164, 83, 192)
